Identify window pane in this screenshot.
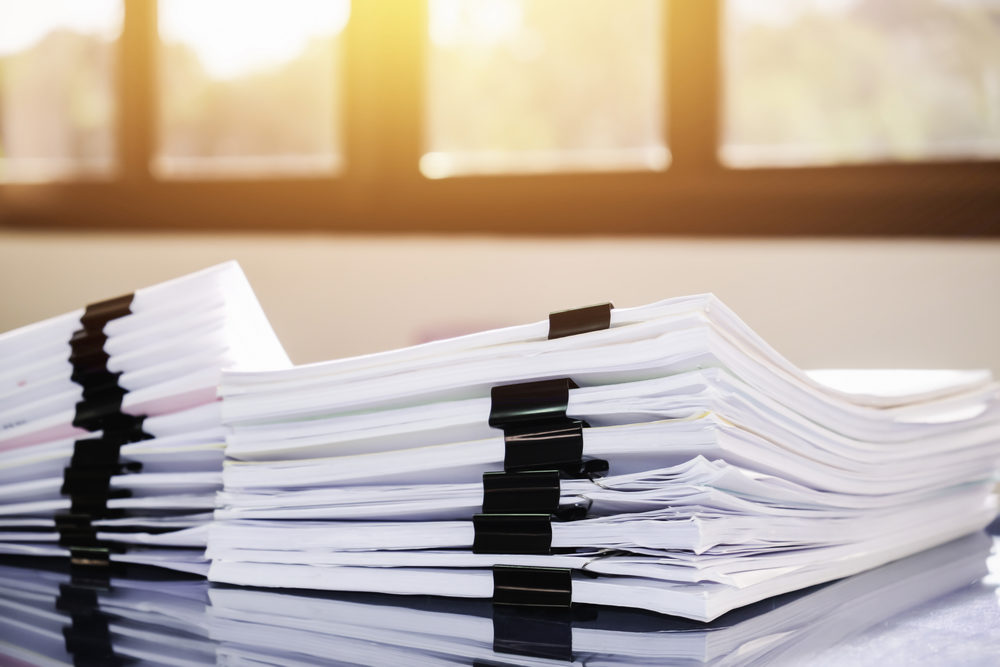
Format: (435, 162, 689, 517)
(423, 0, 666, 179)
(723, 0, 1000, 168)
(156, 0, 349, 178)
(0, 0, 121, 183)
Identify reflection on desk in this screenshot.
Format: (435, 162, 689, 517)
(1, 528, 998, 666)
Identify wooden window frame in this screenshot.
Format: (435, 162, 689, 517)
(0, 0, 997, 236)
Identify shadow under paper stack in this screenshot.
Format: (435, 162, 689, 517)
(0, 530, 995, 665)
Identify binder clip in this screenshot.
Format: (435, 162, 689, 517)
(548, 302, 613, 340)
(56, 514, 100, 548)
(475, 470, 591, 554)
(69, 545, 113, 569)
(489, 378, 607, 478)
(493, 565, 572, 607)
(478, 378, 606, 554)
(478, 304, 614, 613)
(491, 604, 574, 662)
(481, 470, 561, 515)
(60, 294, 151, 574)
(70, 437, 142, 473)
(79, 293, 134, 332)
(62, 611, 122, 665)
(56, 583, 100, 614)
(473, 514, 553, 554)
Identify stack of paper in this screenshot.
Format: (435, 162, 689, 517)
(0, 262, 289, 575)
(209, 295, 1000, 621)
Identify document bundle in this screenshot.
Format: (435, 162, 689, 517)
(208, 296, 1000, 621)
(0, 262, 289, 576)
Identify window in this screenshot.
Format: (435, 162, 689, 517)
(423, 0, 666, 178)
(0, 0, 997, 235)
(0, 0, 121, 182)
(156, 0, 348, 178)
(723, 0, 1000, 167)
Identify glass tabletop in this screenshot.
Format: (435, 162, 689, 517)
(1, 521, 998, 666)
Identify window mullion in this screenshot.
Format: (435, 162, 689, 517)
(667, 0, 720, 174)
(119, 0, 156, 182)
(344, 0, 425, 188)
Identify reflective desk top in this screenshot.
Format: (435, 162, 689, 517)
(1, 521, 998, 666)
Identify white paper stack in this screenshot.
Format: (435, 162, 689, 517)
(0, 262, 289, 575)
(209, 295, 1000, 620)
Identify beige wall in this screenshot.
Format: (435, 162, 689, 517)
(1, 230, 999, 375)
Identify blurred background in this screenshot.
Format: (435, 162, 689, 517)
(0, 0, 998, 370)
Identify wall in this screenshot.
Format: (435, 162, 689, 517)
(1, 230, 999, 375)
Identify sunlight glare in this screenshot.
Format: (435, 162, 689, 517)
(429, 0, 523, 47)
(0, 0, 122, 56)
(728, 0, 859, 26)
(159, 0, 350, 79)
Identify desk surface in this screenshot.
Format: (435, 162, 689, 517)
(1, 523, 998, 666)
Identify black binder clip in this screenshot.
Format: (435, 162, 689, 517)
(69, 545, 112, 569)
(79, 293, 134, 332)
(72, 407, 151, 441)
(548, 302, 613, 340)
(60, 467, 132, 500)
(491, 605, 574, 662)
(64, 540, 117, 590)
(69, 290, 149, 439)
(489, 378, 607, 478)
(56, 517, 99, 549)
(61, 292, 152, 576)
(56, 583, 100, 614)
(70, 437, 142, 473)
(68, 346, 112, 376)
(80, 376, 127, 404)
(62, 613, 120, 664)
(503, 421, 608, 477)
(480, 379, 607, 555)
(68, 329, 109, 366)
(72, 400, 124, 432)
(473, 514, 553, 554)
(480, 566, 588, 663)
(482, 470, 560, 514)
(475, 473, 591, 554)
(481, 469, 589, 517)
(489, 378, 578, 428)
(493, 565, 572, 607)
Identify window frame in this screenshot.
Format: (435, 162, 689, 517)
(0, 0, 997, 236)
